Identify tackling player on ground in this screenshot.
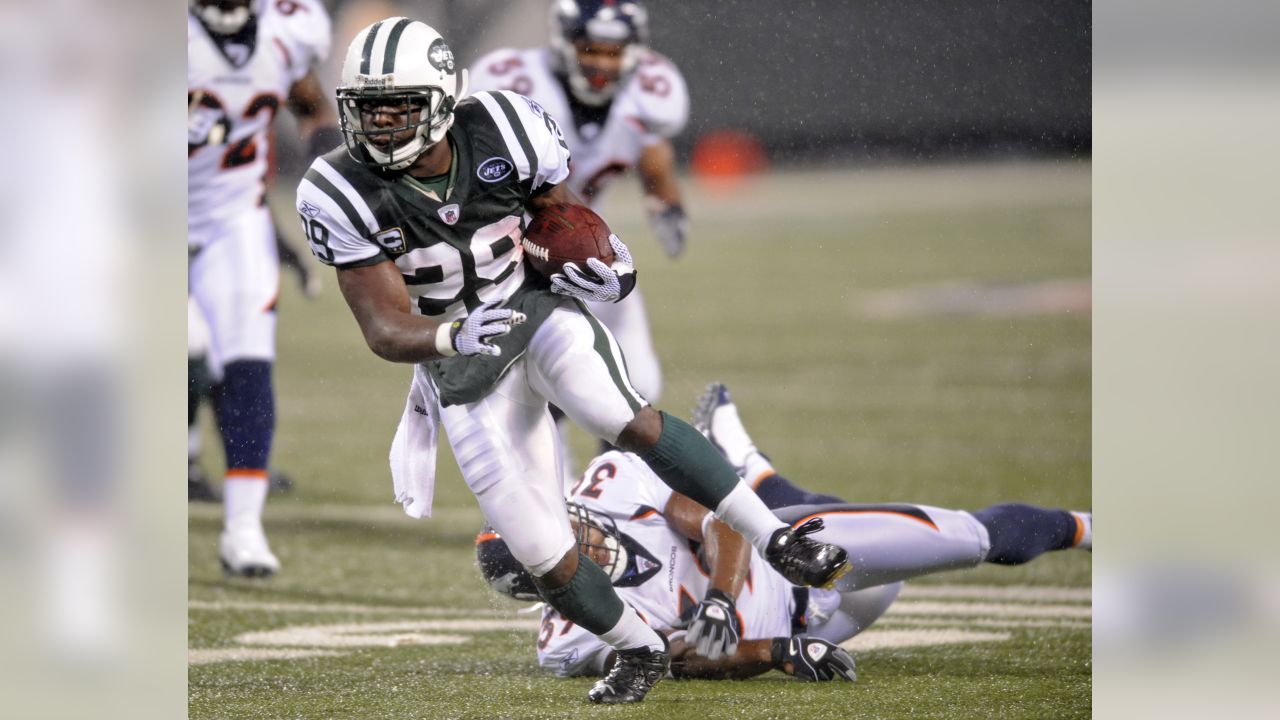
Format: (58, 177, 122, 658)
(469, 0, 688, 465)
(188, 0, 342, 577)
(477, 383, 1091, 681)
(295, 18, 849, 705)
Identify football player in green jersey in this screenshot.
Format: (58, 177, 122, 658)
(296, 18, 850, 705)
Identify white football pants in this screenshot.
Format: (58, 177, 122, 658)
(188, 206, 279, 378)
(439, 303, 648, 576)
(586, 285, 661, 403)
(778, 503, 992, 593)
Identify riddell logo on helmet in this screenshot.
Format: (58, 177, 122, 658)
(355, 74, 394, 89)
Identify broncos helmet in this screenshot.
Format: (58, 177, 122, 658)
(475, 526, 542, 602)
(549, 0, 649, 106)
(190, 0, 260, 35)
(336, 18, 469, 171)
(475, 502, 630, 601)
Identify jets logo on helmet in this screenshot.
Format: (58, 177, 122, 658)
(336, 18, 470, 171)
(550, 0, 650, 106)
(428, 39, 456, 73)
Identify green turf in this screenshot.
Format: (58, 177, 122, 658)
(190, 161, 1091, 718)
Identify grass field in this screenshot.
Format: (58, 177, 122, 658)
(189, 160, 1091, 719)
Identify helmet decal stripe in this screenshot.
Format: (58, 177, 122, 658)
(381, 18, 414, 74)
(358, 19, 384, 74)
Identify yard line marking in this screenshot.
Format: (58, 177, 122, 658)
(899, 585, 1092, 603)
(237, 619, 541, 648)
(880, 617, 1090, 630)
(886, 601, 1092, 619)
(843, 629, 1012, 652)
(189, 600, 523, 616)
(189, 648, 344, 665)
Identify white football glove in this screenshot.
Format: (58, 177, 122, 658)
(685, 589, 741, 661)
(443, 301, 527, 357)
(645, 197, 688, 258)
(549, 234, 636, 303)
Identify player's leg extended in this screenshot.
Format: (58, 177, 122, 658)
(190, 209, 280, 576)
(439, 364, 667, 702)
(692, 382, 844, 508)
(971, 503, 1092, 560)
(777, 504, 992, 592)
(527, 305, 848, 588)
(806, 582, 904, 644)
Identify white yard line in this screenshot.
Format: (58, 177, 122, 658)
(188, 648, 344, 665)
(899, 585, 1092, 603)
(188, 600, 522, 616)
(236, 619, 540, 648)
(886, 601, 1092, 619)
(843, 629, 1012, 652)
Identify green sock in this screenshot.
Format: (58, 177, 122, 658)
(536, 553, 624, 635)
(638, 411, 740, 510)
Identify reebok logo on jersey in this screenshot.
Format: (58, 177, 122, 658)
(299, 201, 321, 218)
(477, 157, 513, 183)
(438, 204, 460, 225)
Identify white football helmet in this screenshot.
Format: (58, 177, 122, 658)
(189, 0, 261, 36)
(336, 18, 469, 171)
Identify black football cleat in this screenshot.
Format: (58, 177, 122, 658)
(188, 462, 221, 503)
(267, 469, 295, 495)
(765, 518, 851, 589)
(587, 636, 669, 705)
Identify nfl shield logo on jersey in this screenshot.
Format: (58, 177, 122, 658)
(438, 204, 461, 225)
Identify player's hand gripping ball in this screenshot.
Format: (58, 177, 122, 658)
(521, 203, 617, 278)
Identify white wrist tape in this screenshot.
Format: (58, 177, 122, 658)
(434, 322, 457, 357)
(700, 512, 717, 540)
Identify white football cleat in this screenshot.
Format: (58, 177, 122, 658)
(219, 527, 280, 578)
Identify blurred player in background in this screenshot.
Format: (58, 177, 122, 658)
(188, 0, 341, 577)
(469, 0, 689, 469)
(297, 17, 848, 704)
(188, 236, 316, 503)
(477, 383, 1091, 680)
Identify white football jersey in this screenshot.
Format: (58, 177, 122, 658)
(468, 47, 688, 209)
(536, 451, 796, 677)
(188, 0, 331, 242)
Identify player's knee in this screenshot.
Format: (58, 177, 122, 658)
(533, 546, 580, 589)
(615, 406, 662, 453)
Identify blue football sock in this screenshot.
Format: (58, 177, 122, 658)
(214, 360, 275, 470)
(971, 503, 1077, 565)
(754, 472, 845, 510)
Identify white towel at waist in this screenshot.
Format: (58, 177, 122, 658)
(390, 364, 440, 519)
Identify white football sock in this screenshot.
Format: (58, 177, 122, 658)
(1070, 511, 1092, 551)
(743, 451, 776, 487)
(709, 401, 759, 470)
(599, 604, 665, 652)
(223, 471, 269, 533)
(715, 481, 787, 555)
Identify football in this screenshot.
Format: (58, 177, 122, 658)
(521, 203, 616, 278)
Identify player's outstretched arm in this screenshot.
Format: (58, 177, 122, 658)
(665, 492, 751, 660)
(638, 141, 688, 258)
(336, 262, 524, 362)
(669, 636, 776, 680)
